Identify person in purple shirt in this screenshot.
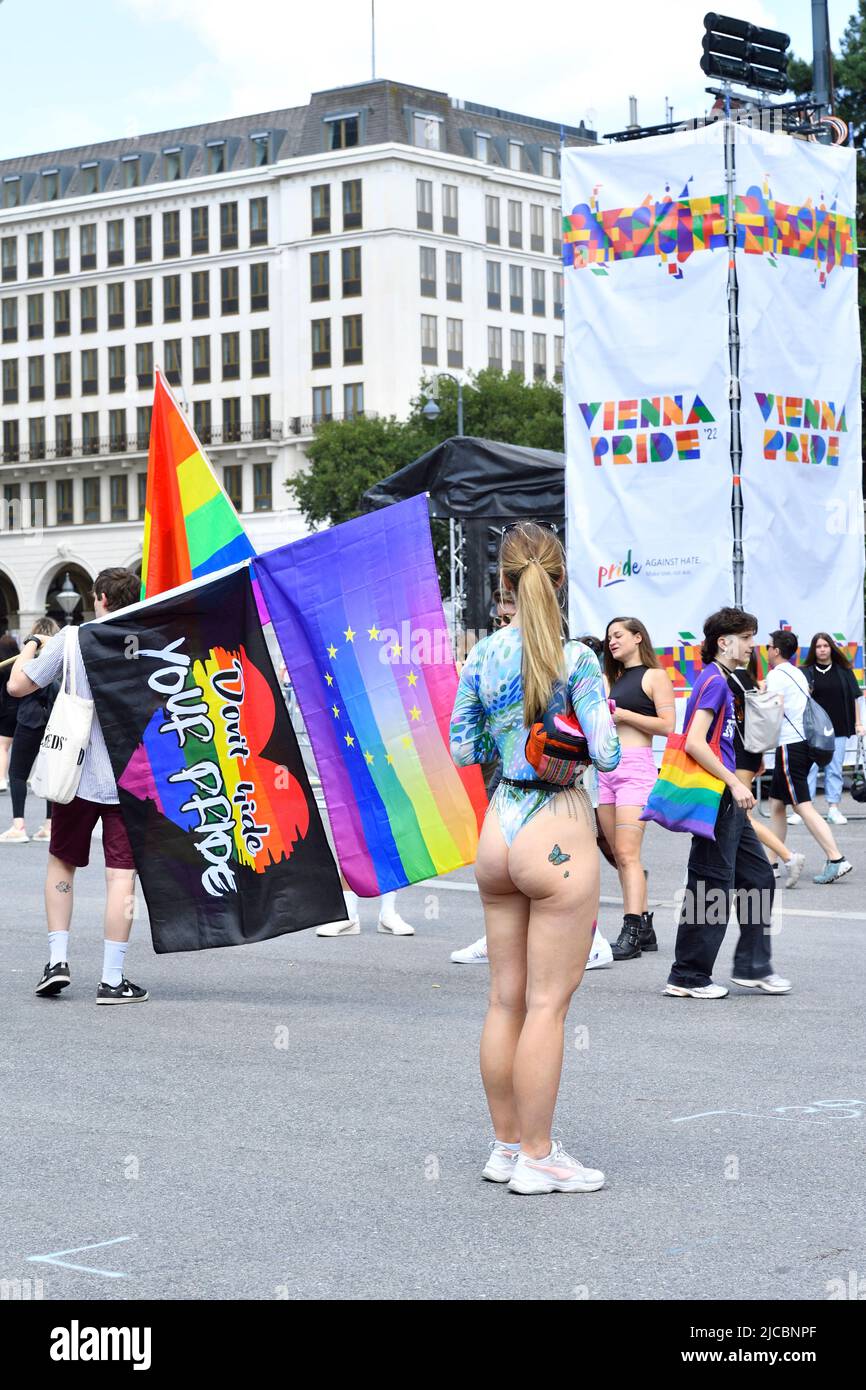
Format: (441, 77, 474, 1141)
(665, 607, 792, 1000)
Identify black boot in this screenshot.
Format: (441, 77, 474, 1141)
(611, 914, 642, 961)
(639, 910, 658, 952)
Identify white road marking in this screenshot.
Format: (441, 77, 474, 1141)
(27, 1234, 137, 1278)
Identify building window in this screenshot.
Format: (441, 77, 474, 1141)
(554, 336, 563, 381)
(413, 113, 442, 150)
(193, 335, 211, 383)
(510, 329, 525, 376)
(508, 141, 523, 171)
(220, 201, 238, 250)
(442, 184, 458, 235)
(343, 314, 362, 365)
(28, 356, 45, 401)
(253, 462, 272, 511)
(221, 331, 240, 381)
(163, 210, 180, 258)
(2, 420, 20, 463)
(221, 265, 239, 315)
(134, 214, 152, 263)
(80, 349, 97, 396)
(554, 272, 564, 320)
(533, 333, 547, 379)
(79, 165, 98, 196)
(136, 341, 153, 389)
(191, 206, 209, 255)
(416, 179, 433, 231)
(83, 477, 101, 522)
(136, 405, 152, 449)
(108, 344, 126, 393)
(445, 250, 462, 302)
(27, 419, 45, 462)
(42, 171, 59, 201)
(54, 290, 70, 337)
(310, 251, 329, 302)
(251, 327, 270, 377)
(530, 204, 545, 253)
(343, 180, 362, 230)
(135, 278, 152, 327)
(56, 479, 73, 524)
(532, 268, 546, 316)
(475, 132, 491, 162)
(488, 326, 503, 371)
(485, 196, 501, 245)
(222, 396, 241, 443)
(110, 473, 128, 519)
(80, 285, 97, 333)
(446, 318, 463, 369)
(552, 206, 562, 258)
(162, 148, 182, 181)
(27, 293, 44, 340)
(82, 411, 99, 456)
(223, 462, 242, 508)
(311, 185, 330, 235)
(27, 232, 44, 278)
(53, 228, 70, 274)
(508, 201, 523, 249)
(326, 114, 359, 150)
(542, 147, 559, 179)
(251, 133, 270, 167)
(206, 141, 226, 175)
(420, 247, 436, 298)
(250, 197, 268, 245)
(486, 260, 501, 310)
(136, 471, 148, 518)
(107, 220, 124, 266)
(2, 359, 18, 403)
(194, 400, 212, 445)
(342, 246, 361, 298)
(1, 298, 17, 343)
(80, 223, 96, 271)
(311, 318, 331, 369)
(344, 382, 364, 419)
(421, 314, 437, 366)
(163, 274, 181, 323)
(252, 393, 271, 440)
(107, 281, 125, 331)
(509, 265, 524, 314)
(30, 480, 47, 517)
(2, 177, 21, 209)
(192, 270, 210, 319)
(123, 156, 141, 189)
(164, 338, 181, 386)
(242, 263, 268, 317)
(1, 236, 17, 282)
(312, 385, 332, 423)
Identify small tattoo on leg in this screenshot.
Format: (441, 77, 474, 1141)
(548, 844, 571, 865)
(55, 880, 71, 894)
(563, 870, 570, 878)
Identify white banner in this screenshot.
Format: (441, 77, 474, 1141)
(737, 128, 863, 660)
(563, 124, 733, 649)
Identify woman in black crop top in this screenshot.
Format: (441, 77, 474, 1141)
(599, 617, 676, 961)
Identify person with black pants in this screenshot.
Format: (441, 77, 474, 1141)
(665, 608, 792, 1000)
(0, 618, 59, 844)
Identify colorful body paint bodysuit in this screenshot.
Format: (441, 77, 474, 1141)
(450, 628, 621, 846)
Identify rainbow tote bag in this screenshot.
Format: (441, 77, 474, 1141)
(640, 682, 726, 839)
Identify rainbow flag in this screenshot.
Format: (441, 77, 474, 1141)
(141, 369, 254, 599)
(254, 496, 488, 895)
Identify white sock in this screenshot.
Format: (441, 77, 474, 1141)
(343, 889, 358, 920)
(496, 1139, 520, 1151)
(48, 930, 69, 967)
(102, 939, 128, 988)
(379, 890, 398, 923)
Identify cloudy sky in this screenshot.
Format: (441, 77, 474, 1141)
(0, 0, 856, 161)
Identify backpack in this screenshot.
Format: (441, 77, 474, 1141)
(779, 667, 835, 769)
(727, 671, 784, 754)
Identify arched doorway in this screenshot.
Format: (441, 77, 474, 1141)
(44, 565, 94, 627)
(0, 570, 20, 637)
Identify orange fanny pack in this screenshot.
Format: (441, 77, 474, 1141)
(525, 712, 590, 788)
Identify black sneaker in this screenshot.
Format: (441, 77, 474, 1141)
(96, 977, 149, 1005)
(36, 961, 71, 996)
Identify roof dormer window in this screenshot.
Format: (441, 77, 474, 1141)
(122, 154, 141, 188)
(475, 132, 490, 162)
(251, 131, 270, 166)
(414, 113, 442, 150)
(325, 113, 359, 150)
(207, 140, 226, 174)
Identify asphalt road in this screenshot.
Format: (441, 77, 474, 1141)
(1, 788, 864, 1302)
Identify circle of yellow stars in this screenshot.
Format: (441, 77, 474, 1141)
(321, 619, 424, 769)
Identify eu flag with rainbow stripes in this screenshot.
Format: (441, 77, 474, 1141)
(141, 369, 254, 599)
(254, 496, 488, 896)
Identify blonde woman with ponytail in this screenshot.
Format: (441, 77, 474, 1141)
(450, 523, 620, 1195)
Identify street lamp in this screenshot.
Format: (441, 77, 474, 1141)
(55, 572, 81, 626)
(422, 372, 464, 436)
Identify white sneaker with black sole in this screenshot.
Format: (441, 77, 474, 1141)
(96, 978, 149, 1004)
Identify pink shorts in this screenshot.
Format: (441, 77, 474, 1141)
(597, 745, 657, 808)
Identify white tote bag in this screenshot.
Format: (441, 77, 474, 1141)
(30, 627, 94, 805)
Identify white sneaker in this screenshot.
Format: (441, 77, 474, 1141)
(784, 852, 806, 888)
(827, 806, 848, 826)
(451, 936, 488, 964)
(787, 811, 802, 826)
(663, 982, 729, 999)
(508, 1140, 605, 1195)
(316, 916, 361, 937)
(730, 973, 792, 994)
(377, 912, 415, 935)
(481, 1140, 519, 1183)
(585, 932, 614, 970)
(0, 779, 8, 793)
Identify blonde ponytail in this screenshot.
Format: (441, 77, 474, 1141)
(499, 523, 566, 725)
